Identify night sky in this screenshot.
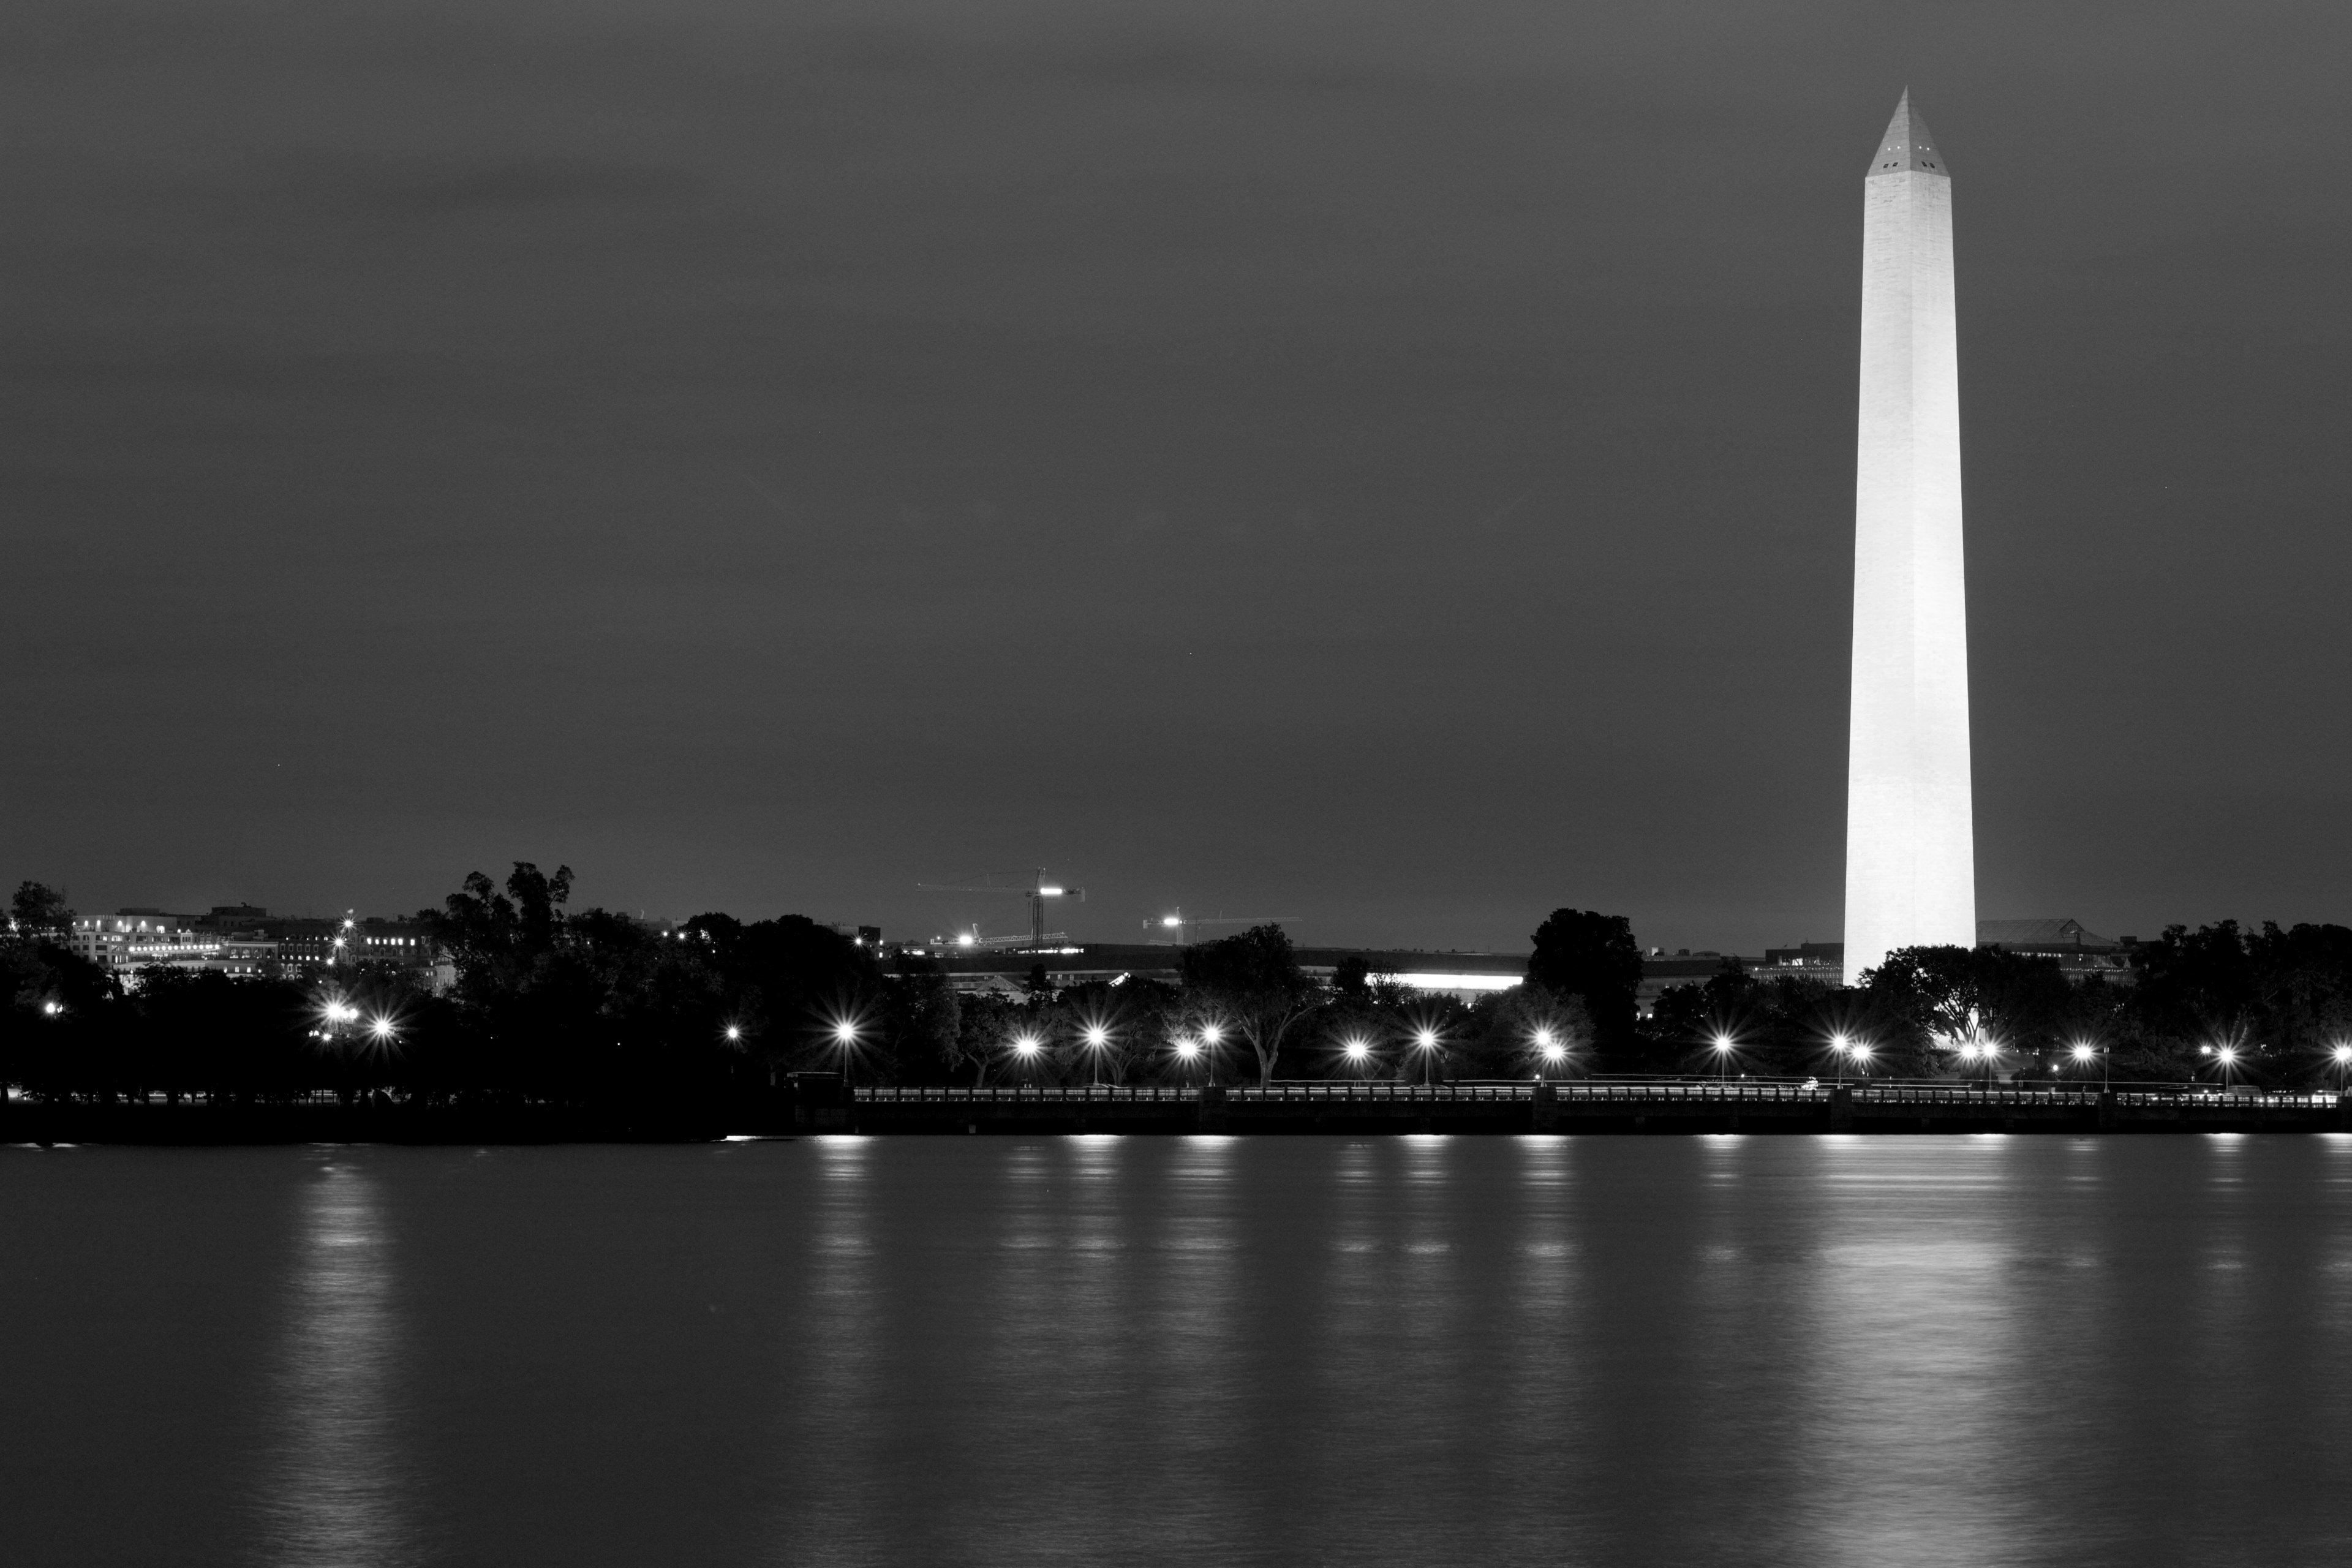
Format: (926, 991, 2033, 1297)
(6, 0, 2346, 953)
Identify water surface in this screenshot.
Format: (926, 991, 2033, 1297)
(5, 1135, 2350, 1566)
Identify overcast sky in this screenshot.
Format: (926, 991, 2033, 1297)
(4, 0, 2347, 952)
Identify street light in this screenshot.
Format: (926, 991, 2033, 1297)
(1709, 1032, 1737, 1087)
(724, 1024, 743, 1042)
(1847, 1041, 1874, 1079)
(1831, 1033, 1852, 1084)
(1192, 1022, 1224, 1086)
(1413, 1027, 1440, 1087)
(1008, 1031, 1045, 1085)
(2214, 1044, 2241, 1088)
(2070, 1040, 2109, 1092)
(823, 1016, 865, 1082)
(2332, 1042, 2352, 1092)
(1531, 1027, 1567, 1081)
(1081, 1022, 1112, 1084)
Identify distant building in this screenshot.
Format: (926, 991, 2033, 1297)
(1977, 918, 2131, 983)
(69, 913, 278, 982)
(1747, 943, 1844, 986)
(68, 905, 446, 988)
(910, 943, 1527, 1002)
(1637, 951, 1747, 1016)
(1728, 920, 2132, 989)
(349, 919, 435, 966)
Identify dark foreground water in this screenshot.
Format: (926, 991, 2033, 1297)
(6, 1136, 2352, 1567)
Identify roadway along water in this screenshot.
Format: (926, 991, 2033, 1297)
(5, 1136, 2351, 1567)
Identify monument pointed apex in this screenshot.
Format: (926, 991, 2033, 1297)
(1868, 89, 1949, 179)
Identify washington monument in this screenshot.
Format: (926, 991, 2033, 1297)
(1842, 91, 1975, 985)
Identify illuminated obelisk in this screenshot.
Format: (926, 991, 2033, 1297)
(1842, 91, 1975, 985)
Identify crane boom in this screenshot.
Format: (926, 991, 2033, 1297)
(916, 868, 1085, 949)
(1148, 910, 1299, 945)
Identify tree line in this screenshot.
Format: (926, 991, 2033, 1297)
(8, 871, 2352, 1107)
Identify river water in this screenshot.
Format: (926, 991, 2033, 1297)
(6, 1134, 2351, 1566)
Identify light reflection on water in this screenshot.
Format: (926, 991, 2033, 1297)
(15, 1137, 2352, 1567)
(1796, 1140, 2035, 1567)
(261, 1158, 415, 1568)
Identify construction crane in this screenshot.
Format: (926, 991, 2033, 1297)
(917, 869, 1085, 950)
(1147, 910, 1299, 946)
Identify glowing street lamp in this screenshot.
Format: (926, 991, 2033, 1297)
(820, 1016, 865, 1081)
(367, 1016, 397, 1046)
(724, 1024, 744, 1043)
(1831, 1033, 1852, 1084)
(2070, 1041, 2109, 1092)
(1531, 1027, 1567, 1081)
(40, 1000, 62, 1018)
(1341, 1036, 1373, 1076)
(1847, 1041, 1874, 1079)
(1412, 1027, 1441, 1087)
(2332, 1042, 2352, 1093)
(1195, 1021, 1226, 1087)
(1082, 1022, 1112, 1084)
(2213, 1044, 2241, 1088)
(1708, 1031, 1737, 1087)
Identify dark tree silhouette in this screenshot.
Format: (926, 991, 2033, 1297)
(1526, 909, 1643, 1066)
(1180, 924, 1316, 1087)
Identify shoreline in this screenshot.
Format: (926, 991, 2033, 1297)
(7, 1081, 2350, 1143)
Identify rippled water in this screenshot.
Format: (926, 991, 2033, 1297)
(6, 1135, 2352, 1566)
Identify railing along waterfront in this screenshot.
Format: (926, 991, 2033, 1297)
(851, 1080, 2352, 1110)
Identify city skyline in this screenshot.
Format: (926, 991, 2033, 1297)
(6, 2, 2348, 956)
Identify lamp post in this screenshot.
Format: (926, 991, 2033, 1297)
(1414, 1028, 1439, 1088)
(1831, 1033, 1852, 1085)
(2070, 1041, 2107, 1093)
(2333, 1043, 2352, 1093)
(1082, 1023, 1112, 1085)
(1011, 1032, 1044, 1084)
(1532, 1028, 1566, 1083)
(1709, 1033, 1736, 1087)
